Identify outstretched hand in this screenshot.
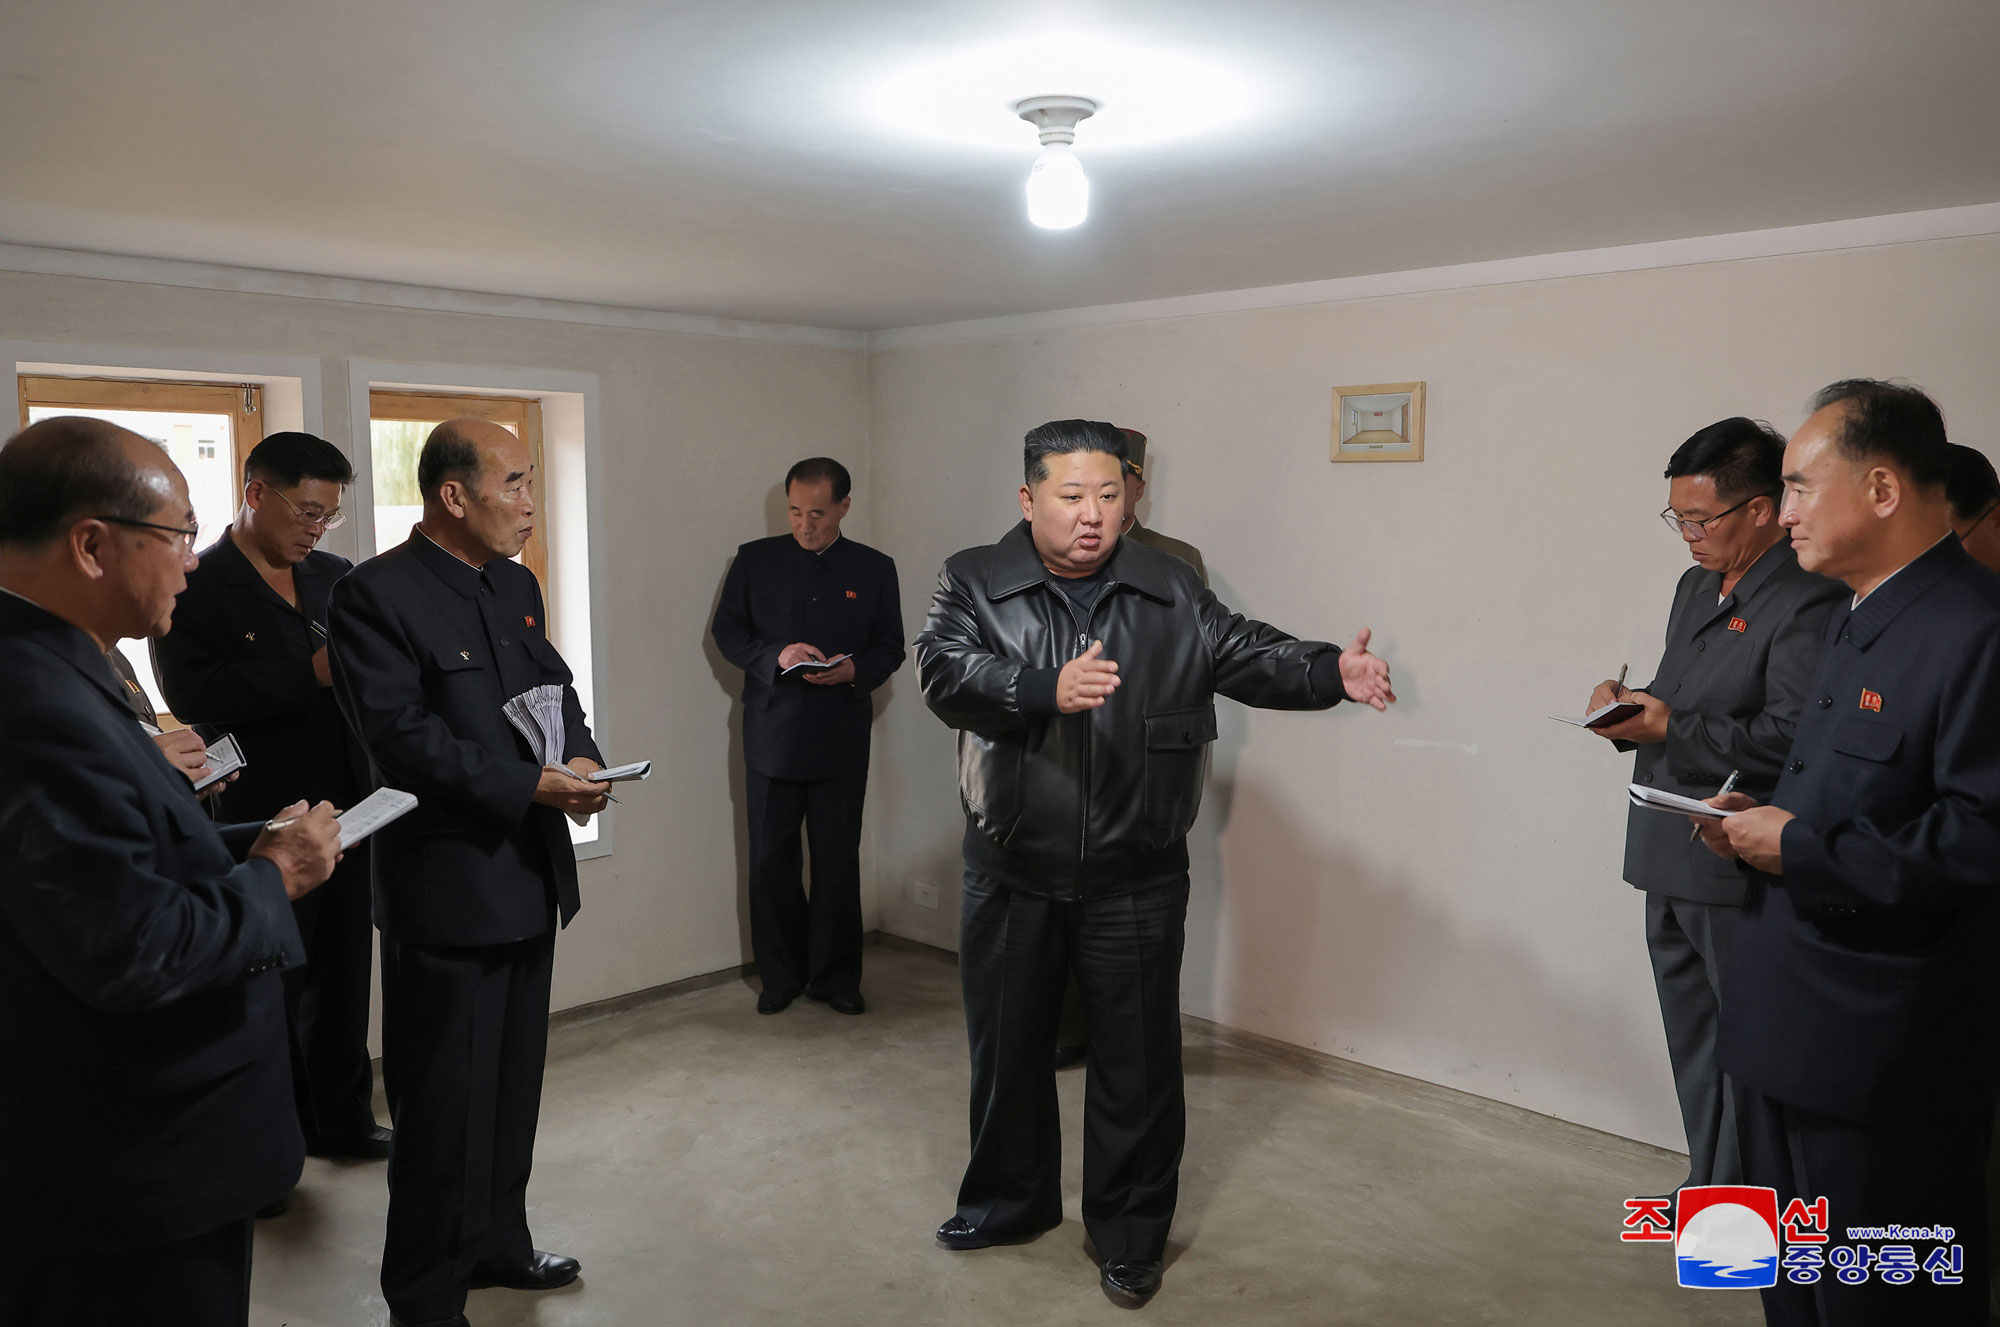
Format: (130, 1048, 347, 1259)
(1337, 628, 1396, 711)
(1057, 640, 1121, 713)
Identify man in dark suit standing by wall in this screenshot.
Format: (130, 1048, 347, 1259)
(156, 431, 391, 1169)
(1701, 381, 2000, 1325)
(1584, 418, 1842, 1194)
(331, 419, 609, 1327)
(712, 457, 904, 1015)
(0, 417, 340, 1326)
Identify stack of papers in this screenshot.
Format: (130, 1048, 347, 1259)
(503, 685, 569, 765)
(1628, 784, 1738, 820)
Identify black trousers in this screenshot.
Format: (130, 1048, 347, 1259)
(955, 869, 1190, 1265)
(2, 1217, 252, 1326)
(1735, 1080, 1992, 1326)
(1645, 892, 1741, 1188)
(286, 845, 379, 1150)
(380, 931, 555, 1323)
(746, 770, 866, 998)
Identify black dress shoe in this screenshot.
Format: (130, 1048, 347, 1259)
(468, 1249, 581, 1291)
(757, 987, 798, 1014)
(1101, 1259, 1163, 1304)
(388, 1316, 470, 1327)
(309, 1123, 393, 1160)
(935, 1215, 1056, 1250)
(808, 988, 865, 1015)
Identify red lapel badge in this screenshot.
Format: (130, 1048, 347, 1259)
(1728, 617, 1748, 633)
(1859, 689, 1883, 713)
(845, 590, 858, 599)
(524, 615, 536, 627)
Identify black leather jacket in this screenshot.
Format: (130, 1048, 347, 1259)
(915, 522, 1343, 895)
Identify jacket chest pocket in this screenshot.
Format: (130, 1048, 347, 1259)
(1829, 716, 1903, 765)
(430, 645, 487, 689)
(1143, 704, 1217, 836)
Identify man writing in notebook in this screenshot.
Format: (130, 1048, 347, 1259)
(331, 418, 606, 1327)
(1583, 417, 1841, 1201)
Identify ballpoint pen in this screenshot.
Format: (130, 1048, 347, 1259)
(1616, 663, 1629, 693)
(1691, 768, 1742, 841)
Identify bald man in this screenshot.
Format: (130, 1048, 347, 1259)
(331, 419, 608, 1327)
(0, 417, 341, 1326)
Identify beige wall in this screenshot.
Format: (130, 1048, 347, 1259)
(10, 229, 1998, 1149)
(0, 269, 872, 1016)
(865, 233, 2000, 1148)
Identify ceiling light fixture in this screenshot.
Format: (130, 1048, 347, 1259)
(1016, 95, 1097, 230)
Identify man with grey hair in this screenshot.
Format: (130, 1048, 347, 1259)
(915, 418, 1395, 1305)
(0, 416, 342, 1325)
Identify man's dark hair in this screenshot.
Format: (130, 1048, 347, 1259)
(1809, 379, 1950, 488)
(1023, 419, 1128, 485)
(1945, 444, 2000, 523)
(417, 424, 483, 498)
(0, 416, 162, 546)
(785, 457, 851, 502)
(1662, 417, 1785, 504)
(244, 431, 355, 489)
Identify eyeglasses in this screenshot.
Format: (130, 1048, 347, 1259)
(267, 485, 346, 531)
(94, 516, 200, 551)
(1660, 495, 1755, 539)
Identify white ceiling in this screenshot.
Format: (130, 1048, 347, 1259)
(2, 0, 1996, 331)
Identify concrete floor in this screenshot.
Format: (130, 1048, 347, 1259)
(251, 941, 1760, 1326)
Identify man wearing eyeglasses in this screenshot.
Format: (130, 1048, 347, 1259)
(1581, 417, 1842, 1200)
(0, 416, 343, 1326)
(155, 431, 391, 1176)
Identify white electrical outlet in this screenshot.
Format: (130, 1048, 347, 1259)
(911, 881, 939, 909)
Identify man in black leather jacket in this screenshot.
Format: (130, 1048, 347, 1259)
(914, 419, 1395, 1305)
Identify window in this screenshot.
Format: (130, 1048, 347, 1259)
(17, 375, 264, 719)
(367, 390, 549, 599)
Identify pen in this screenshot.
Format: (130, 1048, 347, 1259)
(1691, 769, 1743, 840)
(265, 816, 298, 832)
(1616, 663, 1629, 694)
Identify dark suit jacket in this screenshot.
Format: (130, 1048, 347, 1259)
(152, 532, 365, 819)
(1719, 537, 2000, 1123)
(1623, 540, 1843, 904)
(1126, 520, 1208, 587)
(711, 534, 904, 780)
(0, 592, 304, 1250)
(329, 532, 601, 946)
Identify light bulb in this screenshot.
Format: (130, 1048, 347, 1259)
(1026, 144, 1089, 230)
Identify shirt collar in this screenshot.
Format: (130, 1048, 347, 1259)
(411, 527, 493, 598)
(1851, 533, 1953, 609)
(1845, 535, 1966, 649)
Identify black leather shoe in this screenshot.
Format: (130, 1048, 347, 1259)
(388, 1316, 470, 1327)
(310, 1123, 393, 1160)
(757, 987, 797, 1014)
(935, 1215, 1056, 1250)
(808, 988, 865, 1015)
(1101, 1259, 1163, 1304)
(468, 1249, 581, 1291)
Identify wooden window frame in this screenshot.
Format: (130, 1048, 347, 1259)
(366, 389, 550, 595)
(18, 375, 264, 496)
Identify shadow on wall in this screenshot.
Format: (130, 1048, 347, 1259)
(1206, 766, 1659, 1133)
